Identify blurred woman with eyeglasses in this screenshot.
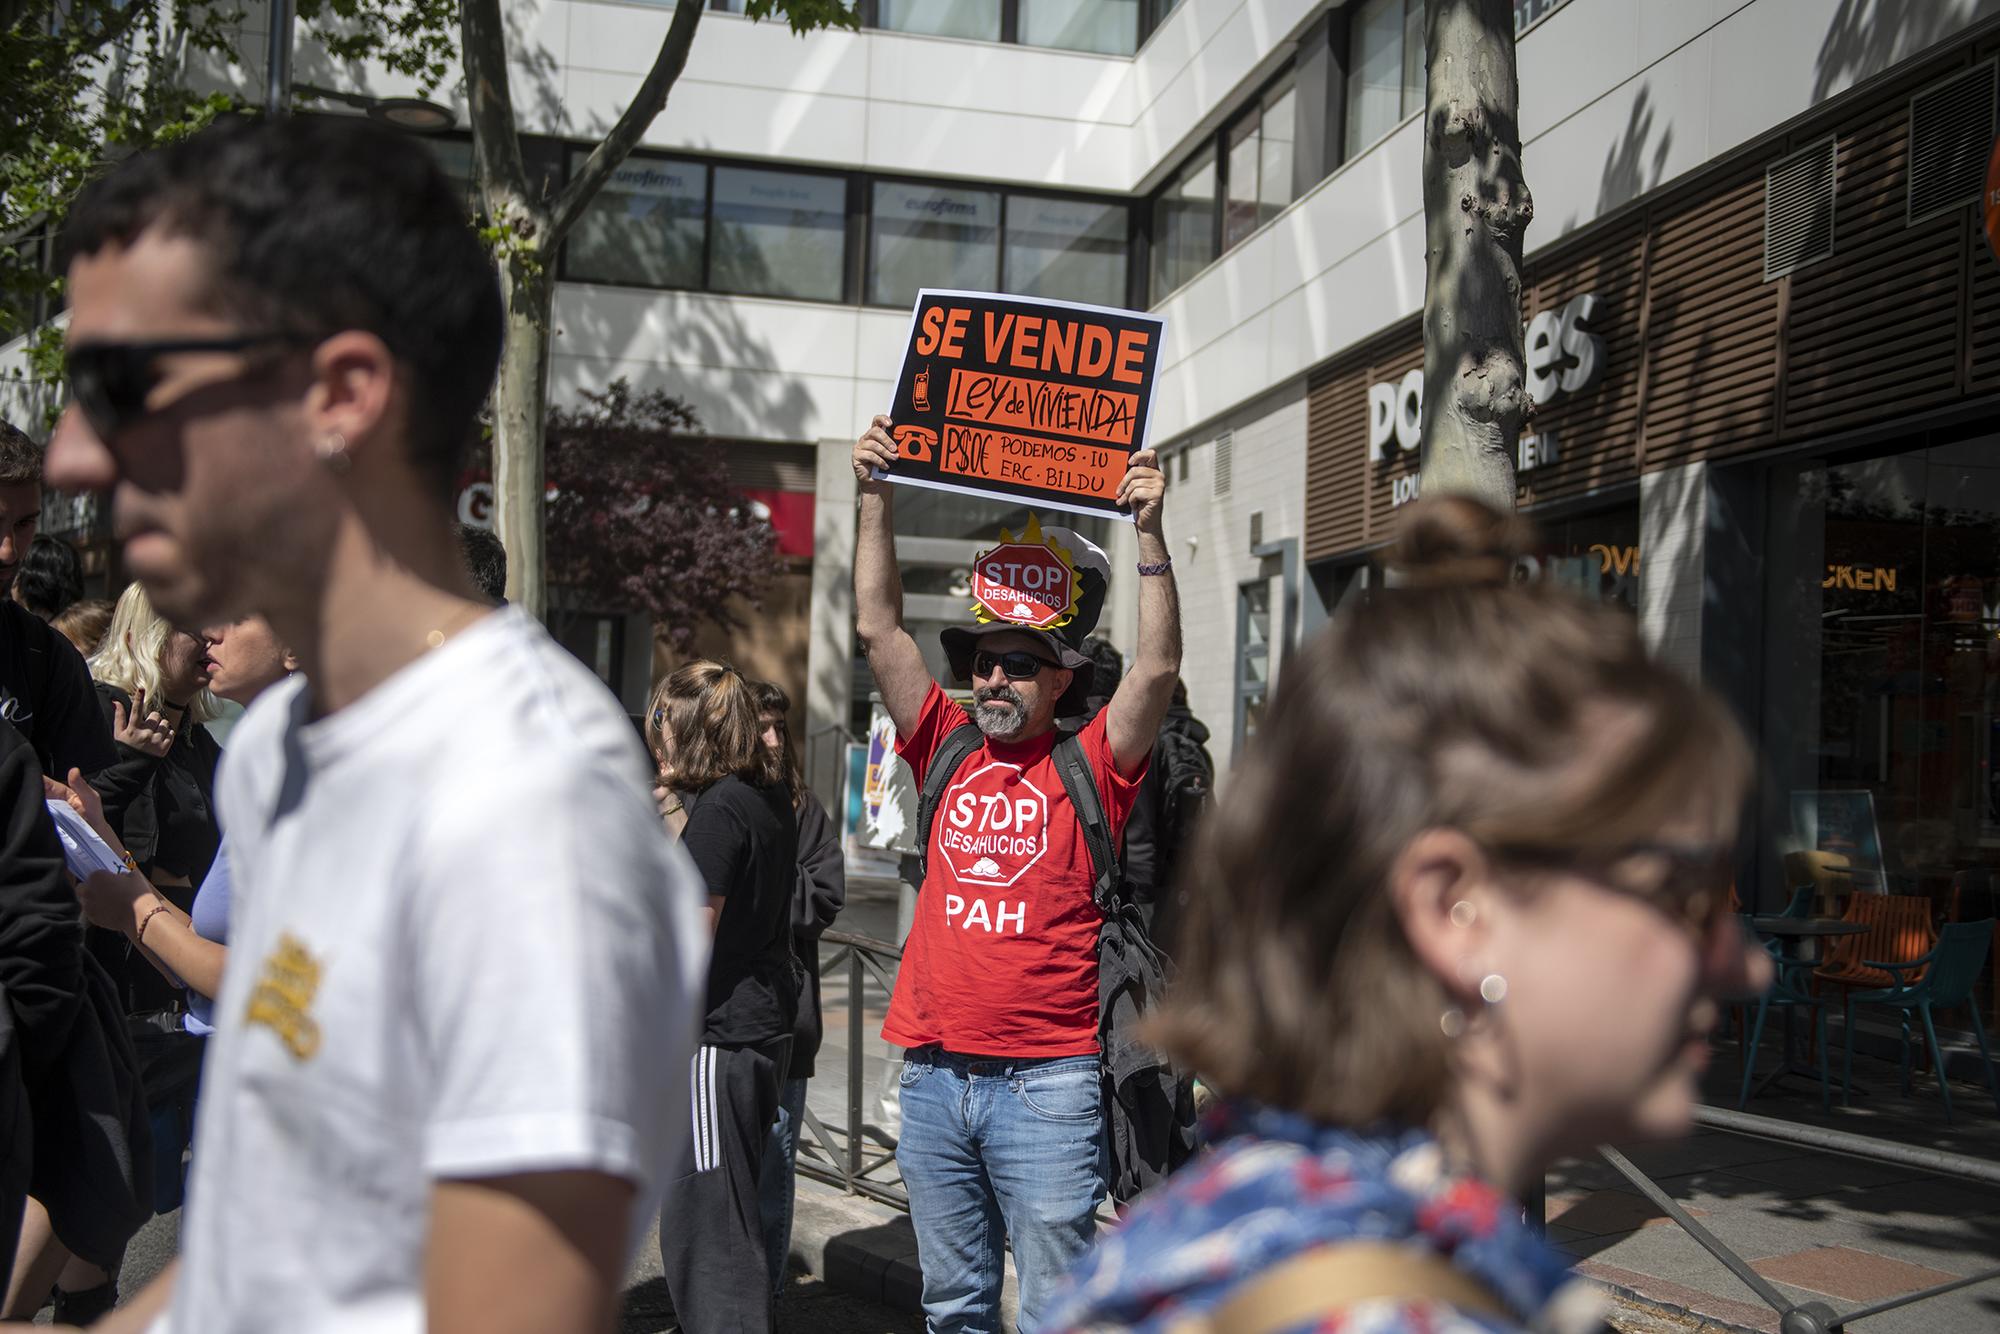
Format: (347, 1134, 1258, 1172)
(1045, 497, 1772, 1334)
(645, 661, 801, 1334)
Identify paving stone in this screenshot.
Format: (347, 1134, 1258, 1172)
(1750, 1245, 1961, 1303)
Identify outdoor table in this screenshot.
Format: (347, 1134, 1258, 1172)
(1747, 918, 1868, 1097)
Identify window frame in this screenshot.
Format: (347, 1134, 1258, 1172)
(862, 173, 1132, 311)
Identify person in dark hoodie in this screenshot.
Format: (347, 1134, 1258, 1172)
(750, 680, 844, 1300)
(0, 719, 150, 1323)
(1075, 640, 1214, 953)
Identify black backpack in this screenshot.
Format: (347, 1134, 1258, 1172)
(1148, 724, 1214, 893)
(913, 721, 1197, 1203)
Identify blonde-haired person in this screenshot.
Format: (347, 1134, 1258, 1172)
(88, 582, 222, 897)
(646, 660, 800, 1334)
(1045, 496, 1771, 1334)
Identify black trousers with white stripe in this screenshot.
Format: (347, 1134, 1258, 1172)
(661, 1041, 785, 1334)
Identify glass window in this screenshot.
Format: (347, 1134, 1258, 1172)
(1259, 79, 1298, 218)
(709, 166, 846, 301)
(1401, 0, 1426, 117)
(1236, 578, 1272, 749)
(1224, 112, 1262, 251)
(876, 0, 1002, 41)
(1529, 507, 1640, 612)
(425, 140, 481, 218)
(566, 152, 707, 290)
(868, 181, 1001, 307)
(1345, 0, 1418, 160)
(1020, 0, 1139, 56)
(1003, 193, 1127, 308)
(1151, 147, 1216, 300)
(1222, 74, 1299, 253)
(1761, 439, 2000, 1025)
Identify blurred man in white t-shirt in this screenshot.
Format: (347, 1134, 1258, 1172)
(32, 115, 706, 1334)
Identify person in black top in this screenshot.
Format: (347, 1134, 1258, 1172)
(83, 584, 223, 1009)
(0, 421, 116, 782)
(750, 680, 844, 1300)
(647, 660, 798, 1334)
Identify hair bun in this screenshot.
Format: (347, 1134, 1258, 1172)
(1385, 495, 1537, 589)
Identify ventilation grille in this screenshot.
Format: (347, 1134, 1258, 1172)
(1764, 138, 1837, 281)
(1213, 430, 1234, 496)
(1908, 61, 1998, 224)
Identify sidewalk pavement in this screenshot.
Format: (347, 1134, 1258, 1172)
(1547, 1036, 2000, 1333)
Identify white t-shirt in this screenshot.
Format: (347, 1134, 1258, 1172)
(152, 607, 706, 1334)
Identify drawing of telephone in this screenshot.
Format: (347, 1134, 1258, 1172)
(892, 424, 938, 463)
(913, 363, 932, 413)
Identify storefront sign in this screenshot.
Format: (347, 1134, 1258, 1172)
(879, 289, 1167, 521)
(1518, 430, 1560, 473)
(1368, 292, 1606, 461)
(1821, 564, 1898, 592)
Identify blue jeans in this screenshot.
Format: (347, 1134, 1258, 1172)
(758, 1076, 809, 1298)
(894, 1048, 1107, 1333)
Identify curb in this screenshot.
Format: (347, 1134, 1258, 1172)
(790, 1176, 1019, 1325)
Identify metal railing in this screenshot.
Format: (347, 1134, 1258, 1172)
(1586, 1105, 2000, 1333)
(796, 928, 911, 1209)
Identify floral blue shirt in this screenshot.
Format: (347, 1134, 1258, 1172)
(1041, 1105, 1607, 1333)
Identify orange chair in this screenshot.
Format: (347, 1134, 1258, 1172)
(1815, 894, 1938, 998)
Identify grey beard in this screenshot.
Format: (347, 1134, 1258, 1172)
(972, 685, 1029, 740)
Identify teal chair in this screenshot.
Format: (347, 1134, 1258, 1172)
(1724, 887, 1815, 1042)
(1739, 939, 1831, 1111)
(1841, 920, 2000, 1125)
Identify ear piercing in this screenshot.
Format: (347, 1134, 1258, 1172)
(1440, 970, 1510, 1039)
(317, 432, 352, 474)
(1449, 900, 1477, 927)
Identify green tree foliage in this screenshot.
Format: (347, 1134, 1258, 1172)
(1, 0, 456, 354)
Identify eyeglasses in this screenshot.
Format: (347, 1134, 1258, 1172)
(972, 649, 1058, 681)
(1493, 840, 1735, 939)
(67, 335, 302, 440)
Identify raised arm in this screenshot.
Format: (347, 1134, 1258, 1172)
(1104, 448, 1181, 778)
(852, 416, 936, 739)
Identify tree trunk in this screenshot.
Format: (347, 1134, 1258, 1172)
(460, 0, 708, 619)
(1419, 0, 1533, 510)
(494, 256, 552, 619)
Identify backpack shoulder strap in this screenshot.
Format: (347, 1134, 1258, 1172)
(1052, 732, 1118, 913)
(913, 721, 983, 891)
(1186, 1242, 1510, 1334)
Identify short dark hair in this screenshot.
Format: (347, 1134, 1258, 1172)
(13, 535, 85, 619)
(61, 115, 503, 502)
(752, 680, 803, 804)
(456, 523, 507, 603)
(0, 419, 42, 487)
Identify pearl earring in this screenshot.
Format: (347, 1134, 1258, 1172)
(1479, 973, 1509, 1005)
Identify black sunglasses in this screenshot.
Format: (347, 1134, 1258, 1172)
(972, 648, 1059, 681)
(67, 335, 302, 440)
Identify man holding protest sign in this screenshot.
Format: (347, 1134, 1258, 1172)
(850, 384, 1182, 1329)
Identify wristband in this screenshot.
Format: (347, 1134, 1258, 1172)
(1137, 557, 1173, 576)
(136, 901, 171, 946)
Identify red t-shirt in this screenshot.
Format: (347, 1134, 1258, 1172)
(882, 683, 1148, 1058)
